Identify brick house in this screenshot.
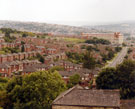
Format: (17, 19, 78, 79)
(13, 53, 19, 60)
(50, 60, 82, 71)
(6, 61, 23, 73)
(0, 38, 5, 43)
(0, 63, 12, 77)
(44, 53, 67, 64)
(52, 85, 120, 109)
(59, 68, 92, 85)
(24, 44, 31, 52)
(36, 46, 45, 53)
(18, 53, 25, 60)
(22, 63, 48, 75)
(7, 54, 14, 62)
(0, 55, 7, 63)
(46, 48, 57, 55)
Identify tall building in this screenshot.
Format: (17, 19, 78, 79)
(81, 32, 124, 45)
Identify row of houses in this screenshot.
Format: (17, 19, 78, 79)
(50, 60, 82, 71)
(0, 38, 5, 43)
(44, 53, 67, 64)
(0, 42, 19, 50)
(0, 60, 41, 77)
(22, 64, 49, 75)
(0, 50, 42, 63)
(16, 37, 47, 45)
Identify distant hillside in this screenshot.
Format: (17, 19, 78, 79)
(83, 21, 135, 37)
(0, 20, 99, 35)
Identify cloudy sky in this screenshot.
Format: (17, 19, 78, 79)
(0, 0, 134, 26)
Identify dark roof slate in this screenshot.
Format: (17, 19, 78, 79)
(53, 85, 120, 107)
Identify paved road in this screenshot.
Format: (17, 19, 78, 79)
(106, 47, 128, 68)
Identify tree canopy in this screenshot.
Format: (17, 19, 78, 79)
(83, 51, 96, 69)
(85, 37, 111, 45)
(67, 74, 81, 88)
(96, 60, 135, 99)
(0, 71, 66, 109)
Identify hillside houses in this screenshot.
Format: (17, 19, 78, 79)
(22, 64, 48, 75)
(0, 51, 42, 63)
(44, 53, 67, 64)
(0, 60, 41, 77)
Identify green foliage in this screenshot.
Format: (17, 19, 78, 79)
(83, 51, 96, 69)
(0, 28, 16, 34)
(122, 43, 127, 47)
(21, 45, 25, 52)
(1, 47, 20, 54)
(96, 60, 135, 99)
(0, 77, 8, 91)
(36, 53, 44, 63)
(115, 46, 122, 52)
(21, 41, 25, 45)
(128, 48, 132, 54)
(22, 33, 28, 37)
(85, 37, 111, 45)
(66, 44, 74, 48)
(101, 50, 115, 62)
(86, 46, 93, 51)
(49, 66, 65, 72)
(0, 91, 10, 108)
(81, 45, 86, 49)
(4, 36, 16, 43)
(63, 37, 85, 43)
(67, 74, 81, 88)
(96, 68, 118, 89)
(66, 52, 84, 64)
(3, 71, 66, 109)
(108, 50, 115, 60)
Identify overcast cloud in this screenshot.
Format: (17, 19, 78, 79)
(0, 0, 135, 26)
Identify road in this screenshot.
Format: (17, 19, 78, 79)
(106, 47, 128, 68)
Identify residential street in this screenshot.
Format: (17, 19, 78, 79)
(106, 47, 128, 68)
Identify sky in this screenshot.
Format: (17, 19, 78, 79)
(0, 0, 135, 26)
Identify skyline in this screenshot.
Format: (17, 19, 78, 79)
(0, 0, 135, 26)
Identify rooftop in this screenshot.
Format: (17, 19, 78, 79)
(53, 85, 120, 107)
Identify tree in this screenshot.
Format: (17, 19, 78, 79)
(116, 60, 135, 99)
(128, 48, 132, 54)
(83, 51, 96, 69)
(49, 66, 64, 72)
(96, 67, 118, 89)
(67, 74, 81, 88)
(115, 46, 122, 52)
(0, 77, 8, 91)
(4, 71, 66, 109)
(22, 33, 28, 37)
(39, 56, 44, 63)
(108, 50, 115, 60)
(96, 60, 135, 99)
(21, 45, 25, 52)
(36, 53, 44, 63)
(0, 91, 10, 108)
(85, 38, 110, 45)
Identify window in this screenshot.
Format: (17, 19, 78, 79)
(2, 68, 4, 71)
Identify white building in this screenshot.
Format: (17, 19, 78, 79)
(81, 32, 124, 45)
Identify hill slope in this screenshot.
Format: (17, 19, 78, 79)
(0, 20, 98, 35)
